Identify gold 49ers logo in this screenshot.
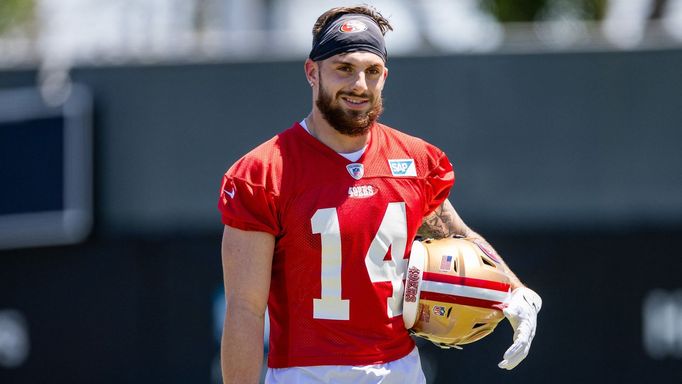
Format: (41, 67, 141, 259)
(405, 266, 421, 303)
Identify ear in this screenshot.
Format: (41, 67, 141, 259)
(304, 59, 318, 87)
(378, 66, 389, 91)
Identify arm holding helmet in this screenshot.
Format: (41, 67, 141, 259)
(418, 199, 522, 288)
(417, 199, 543, 370)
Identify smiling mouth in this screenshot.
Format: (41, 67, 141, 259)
(341, 95, 369, 107)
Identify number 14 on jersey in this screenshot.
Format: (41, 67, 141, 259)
(311, 202, 408, 320)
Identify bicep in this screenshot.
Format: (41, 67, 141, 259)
(221, 225, 275, 316)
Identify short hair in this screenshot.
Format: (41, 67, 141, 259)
(312, 5, 393, 41)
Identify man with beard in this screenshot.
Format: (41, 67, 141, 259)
(218, 5, 542, 384)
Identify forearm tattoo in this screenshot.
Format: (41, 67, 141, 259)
(417, 201, 459, 239)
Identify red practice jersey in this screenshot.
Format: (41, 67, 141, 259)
(219, 122, 454, 368)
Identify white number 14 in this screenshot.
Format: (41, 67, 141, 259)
(311, 202, 408, 320)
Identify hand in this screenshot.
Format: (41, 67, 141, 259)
(498, 287, 542, 370)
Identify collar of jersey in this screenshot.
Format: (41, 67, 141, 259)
(293, 121, 376, 165)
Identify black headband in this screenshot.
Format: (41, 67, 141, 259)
(309, 14, 387, 62)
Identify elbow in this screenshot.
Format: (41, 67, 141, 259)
(224, 295, 267, 321)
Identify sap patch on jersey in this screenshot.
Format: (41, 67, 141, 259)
(388, 159, 416, 177)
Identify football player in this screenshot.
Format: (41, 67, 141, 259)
(218, 5, 541, 384)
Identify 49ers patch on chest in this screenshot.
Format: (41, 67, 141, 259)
(348, 184, 378, 199)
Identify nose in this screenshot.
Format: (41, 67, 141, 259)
(350, 72, 368, 94)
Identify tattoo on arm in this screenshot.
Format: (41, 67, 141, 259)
(417, 201, 525, 288)
(417, 201, 459, 239)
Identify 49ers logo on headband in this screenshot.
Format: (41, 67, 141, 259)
(339, 19, 368, 33)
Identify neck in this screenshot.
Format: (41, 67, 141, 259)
(305, 110, 370, 153)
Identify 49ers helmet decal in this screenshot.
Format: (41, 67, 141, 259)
(403, 237, 513, 348)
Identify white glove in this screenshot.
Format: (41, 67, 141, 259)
(498, 287, 542, 370)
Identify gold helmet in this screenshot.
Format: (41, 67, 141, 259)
(403, 237, 513, 349)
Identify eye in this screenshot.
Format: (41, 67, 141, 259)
(337, 65, 353, 73)
(367, 67, 382, 76)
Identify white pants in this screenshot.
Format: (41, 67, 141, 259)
(265, 346, 426, 384)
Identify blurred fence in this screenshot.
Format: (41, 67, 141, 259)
(1, 48, 681, 383)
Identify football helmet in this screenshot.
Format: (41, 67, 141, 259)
(403, 236, 513, 349)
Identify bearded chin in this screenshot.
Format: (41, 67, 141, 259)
(316, 86, 383, 137)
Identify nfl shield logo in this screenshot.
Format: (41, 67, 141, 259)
(433, 305, 446, 316)
(346, 163, 364, 180)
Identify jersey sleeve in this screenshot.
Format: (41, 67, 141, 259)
(218, 159, 281, 236)
(423, 150, 455, 216)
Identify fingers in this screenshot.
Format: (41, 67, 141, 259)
(499, 317, 533, 370)
(498, 287, 541, 370)
(498, 338, 530, 370)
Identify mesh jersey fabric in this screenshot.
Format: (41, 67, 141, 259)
(218, 122, 454, 368)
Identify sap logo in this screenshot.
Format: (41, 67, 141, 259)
(388, 159, 416, 177)
(348, 185, 378, 199)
